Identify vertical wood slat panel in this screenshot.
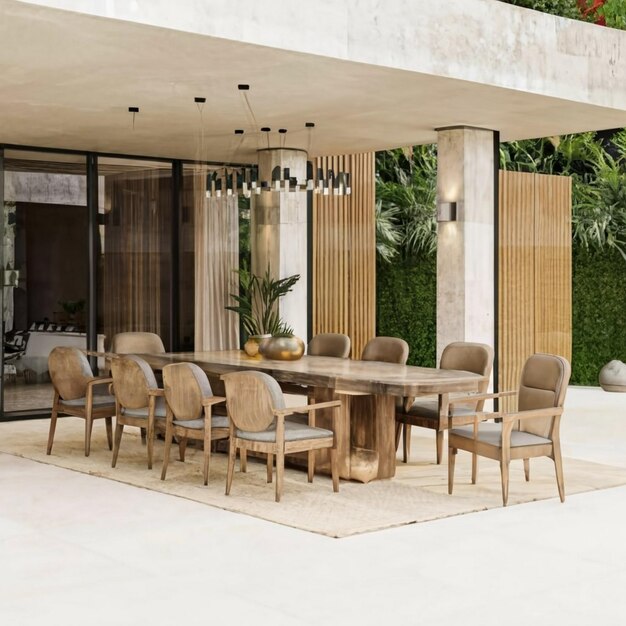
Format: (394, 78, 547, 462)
(499, 171, 536, 412)
(534, 174, 572, 362)
(499, 171, 572, 412)
(312, 153, 375, 359)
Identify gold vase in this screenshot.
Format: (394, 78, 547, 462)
(259, 335, 305, 361)
(243, 334, 271, 357)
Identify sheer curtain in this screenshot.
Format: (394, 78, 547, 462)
(193, 168, 239, 351)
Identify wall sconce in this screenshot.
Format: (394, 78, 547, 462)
(437, 201, 457, 222)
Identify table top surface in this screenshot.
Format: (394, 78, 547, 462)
(141, 350, 486, 396)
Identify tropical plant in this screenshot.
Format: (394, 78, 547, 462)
(597, 0, 626, 28)
(226, 266, 299, 336)
(375, 145, 438, 262)
(497, 0, 587, 20)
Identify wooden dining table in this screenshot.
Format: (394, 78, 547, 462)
(140, 350, 487, 483)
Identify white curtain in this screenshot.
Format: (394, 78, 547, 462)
(194, 169, 240, 351)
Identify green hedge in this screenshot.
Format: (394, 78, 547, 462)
(572, 248, 626, 385)
(376, 256, 437, 367)
(376, 247, 626, 385)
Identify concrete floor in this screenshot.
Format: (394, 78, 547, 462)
(0, 386, 624, 626)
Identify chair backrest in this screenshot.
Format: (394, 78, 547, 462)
(222, 371, 285, 433)
(307, 333, 351, 358)
(112, 332, 165, 354)
(48, 346, 93, 401)
(162, 362, 213, 422)
(518, 353, 571, 438)
(361, 337, 409, 365)
(111, 355, 158, 410)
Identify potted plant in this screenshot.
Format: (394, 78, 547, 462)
(226, 266, 304, 359)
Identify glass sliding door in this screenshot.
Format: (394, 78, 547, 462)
(1, 149, 87, 414)
(97, 157, 173, 351)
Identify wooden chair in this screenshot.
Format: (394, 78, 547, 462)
(222, 370, 341, 502)
(110, 355, 165, 469)
(160, 362, 228, 485)
(361, 336, 409, 364)
(396, 342, 493, 465)
(47, 346, 116, 457)
(111, 332, 166, 355)
(307, 333, 351, 358)
(448, 353, 571, 506)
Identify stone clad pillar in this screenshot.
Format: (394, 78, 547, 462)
(436, 127, 495, 363)
(251, 148, 308, 342)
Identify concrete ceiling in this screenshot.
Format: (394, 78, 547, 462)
(1, 0, 626, 163)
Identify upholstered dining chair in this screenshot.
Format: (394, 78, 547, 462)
(160, 362, 229, 485)
(307, 333, 351, 359)
(396, 342, 494, 465)
(111, 332, 166, 355)
(110, 355, 166, 469)
(448, 353, 571, 506)
(47, 346, 116, 457)
(222, 371, 341, 502)
(361, 336, 409, 364)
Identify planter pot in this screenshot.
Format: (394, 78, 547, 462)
(243, 334, 271, 357)
(259, 335, 305, 361)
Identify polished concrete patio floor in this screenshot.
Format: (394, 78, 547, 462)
(0, 386, 624, 625)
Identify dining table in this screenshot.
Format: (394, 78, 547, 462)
(140, 350, 488, 483)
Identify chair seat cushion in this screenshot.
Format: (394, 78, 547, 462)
(450, 422, 552, 447)
(237, 420, 333, 443)
(173, 415, 229, 430)
(399, 398, 477, 421)
(61, 394, 116, 407)
(122, 397, 167, 419)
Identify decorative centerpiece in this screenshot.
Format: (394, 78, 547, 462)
(226, 266, 304, 360)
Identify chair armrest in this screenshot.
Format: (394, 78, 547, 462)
(274, 400, 341, 416)
(501, 406, 563, 423)
(448, 390, 517, 408)
(148, 388, 165, 397)
(86, 376, 113, 387)
(202, 396, 226, 407)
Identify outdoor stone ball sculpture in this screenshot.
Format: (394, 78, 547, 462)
(599, 360, 626, 392)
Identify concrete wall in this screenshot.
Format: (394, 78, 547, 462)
(18, 0, 626, 111)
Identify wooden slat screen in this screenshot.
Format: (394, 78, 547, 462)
(498, 171, 572, 411)
(312, 153, 376, 359)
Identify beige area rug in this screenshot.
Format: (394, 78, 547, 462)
(2, 418, 626, 538)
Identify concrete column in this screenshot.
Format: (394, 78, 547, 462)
(251, 148, 308, 342)
(436, 127, 495, 363)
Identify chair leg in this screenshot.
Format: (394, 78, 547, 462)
(140, 427, 147, 445)
(161, 423, 173, 481)
(240, 448, 248, 473)
(46, 406, 58, 455)
(329, 448, 339, 493)
(203, 433, 211, 486)
(500, 458, 510, 506)
(276, 446, 284, 503)
(523, 458, 530, 482)
(225, 439, 237, 495)
(84, 416, 94, 457)
(111, 422, 124, 468)
(146, 419, 155, 470)
(471, 453, 478, 485)
(394, 421, 402, 452)
(307, 450, 315, 483)
(178, 437, 188, 462)
(448, 447, 457, 494)
(553, 445, 565, 503)
(403, 424, 411, 463)
(435, 430, 444, 465)
(266, 453, 273, 483)
(105, 417, 113, 450)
